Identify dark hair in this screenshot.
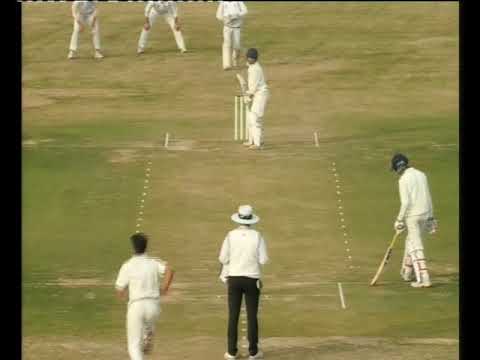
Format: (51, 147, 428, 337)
(130, 232, 148, 254)
(246, 48, 258, 60)
(391, 153, 409, 172)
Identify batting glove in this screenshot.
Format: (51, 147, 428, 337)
(394, 219, 406, 232)
(426, 217, 438, 234)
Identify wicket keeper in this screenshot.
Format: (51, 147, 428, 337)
(68, 1, 104, 60)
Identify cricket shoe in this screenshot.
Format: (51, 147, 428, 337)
(224, 352, 237, 359)
(180, 48, 187, 53)
(410, 281, 432, 288)
(243, 142, 253, 147)
(137, 47, 145, 55)
(68, 50, 76, 60)
(249, 350, 264, 359)
(94, 50, 104, 59)
(248, 145, 263, 150)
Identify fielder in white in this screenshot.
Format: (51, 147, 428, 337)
(391, 154, 438, 288)
(137, 1, 187, 55)
(68, 1, 103, 60)
(216, 1, 248, 70)
(115, 233, 175, 360)
(243, 48, 270, 150)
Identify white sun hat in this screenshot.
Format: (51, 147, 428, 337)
(231, 205, 260, 225)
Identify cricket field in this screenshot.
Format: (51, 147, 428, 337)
(22, 2, 459, 359)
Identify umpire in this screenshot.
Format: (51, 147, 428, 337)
(219, 205, 269, 359)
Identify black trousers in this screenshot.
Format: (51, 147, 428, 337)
(227, 276, 261, 356)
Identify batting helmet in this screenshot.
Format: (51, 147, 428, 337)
(391, 153, 409, 172)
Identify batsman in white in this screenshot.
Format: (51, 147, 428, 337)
(391, 154, 438, 288)
(219, 205, 269, 359)
(115, 233, 175, 360)
(216, 1, 248, 70)
(243, 48, 270, 150)
(137, 1, 187, 55)
(68, 0, 103, 60)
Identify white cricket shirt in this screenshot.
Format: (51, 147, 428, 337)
(247, 62, 269, 96)
(145, 1, 177, 18)
(115, 254, 166, 305)
(73, 1, 96, 17)
(397, 167, 434, 220)
(219, 226, 269, 279)
(216, 2, 248, 28)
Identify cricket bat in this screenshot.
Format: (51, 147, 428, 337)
(236, 73, 247, 95)
(369, 230, 402, 286)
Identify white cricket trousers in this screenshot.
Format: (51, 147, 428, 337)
(401, 214, 431, 284)
(127, 299, 161, 360)
(247, 91, 270, 146)
(138, 11, 186, 51)
(222, 26, 241, 69)
(69, 14, 101, 51)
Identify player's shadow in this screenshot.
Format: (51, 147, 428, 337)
(263, 341, 375, 359)
(103, 46, 185, 59)
(148, 48, 184, 55)
(430, 272, 459, 288)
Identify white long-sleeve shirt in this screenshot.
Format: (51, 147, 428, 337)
(216, 1, 248, 28)
(145, 1, 177, 18)
(72, 1, 96, 19)
(219, 226, 269, 279)
(247, 61, 269, 96)
(397, 167, 434, 220)
(115, 254, 167, 305)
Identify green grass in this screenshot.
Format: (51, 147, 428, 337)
(22, 2, 458, 359)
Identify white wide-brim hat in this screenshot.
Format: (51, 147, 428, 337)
(231, 205, 260, 225)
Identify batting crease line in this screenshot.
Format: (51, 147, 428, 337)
(337, 282, 347, 309)
(28, 280, 451, 288)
